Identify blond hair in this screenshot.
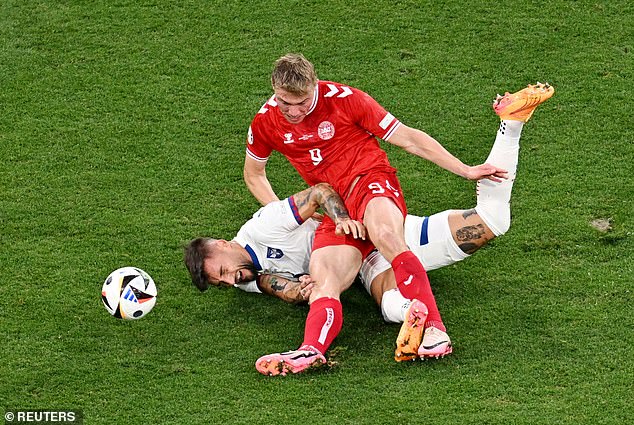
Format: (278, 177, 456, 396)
(271, 53, 318, 95)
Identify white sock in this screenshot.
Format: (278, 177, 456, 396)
(380, 288, 411, 323)
(475, 120, 523, 235)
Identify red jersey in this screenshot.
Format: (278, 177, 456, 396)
(246, 80, 402, 196)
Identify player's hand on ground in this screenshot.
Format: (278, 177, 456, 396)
(465, 163, 508, 182)
(335, 218, 367, 240)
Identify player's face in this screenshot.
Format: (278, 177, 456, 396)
(203, 243, 258, 287)
(274, 87, 315, 124)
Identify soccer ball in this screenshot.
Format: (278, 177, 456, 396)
(101, 267, 157, 320)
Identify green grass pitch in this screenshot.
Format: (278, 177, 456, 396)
(1, 1, 632, 424)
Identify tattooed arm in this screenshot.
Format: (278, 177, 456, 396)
(256, 274, 314, 304)
(292, 183, 366, 239)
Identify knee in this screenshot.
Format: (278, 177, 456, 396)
(373, 234, 407, 261)
(372, 225, 399, 246)
(475, 203, 510, 236)
(307, 272, 350, 301)
(497, 216, 510, 236)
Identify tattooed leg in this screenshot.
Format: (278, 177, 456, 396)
(448, 209, 496, 255)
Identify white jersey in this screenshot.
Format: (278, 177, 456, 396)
(233, 197, 319, 293)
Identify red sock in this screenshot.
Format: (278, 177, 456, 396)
(391, 251, 445, 331)
(301, 297, 343, 355)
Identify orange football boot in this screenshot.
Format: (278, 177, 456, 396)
(394, 300, 428, 362)
(493, 82, 554, 122)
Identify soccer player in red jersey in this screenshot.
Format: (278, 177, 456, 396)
(245, 53, 507, 375)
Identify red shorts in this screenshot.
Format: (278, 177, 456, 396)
(313, 171, 407, 259)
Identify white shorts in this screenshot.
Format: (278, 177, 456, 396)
(359, 211, 469, 293)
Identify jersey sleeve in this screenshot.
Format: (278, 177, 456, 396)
(237, 197, 305, 244)
(348, 88, 402, 141)
(245, 96, 277, 162)
(234, 281, 262, 293)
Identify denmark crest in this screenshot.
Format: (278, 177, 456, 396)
(318, 121, 335, 140)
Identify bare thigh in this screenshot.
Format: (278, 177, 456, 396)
(364, 197, 408, 262)
(308, 244, 362, 302)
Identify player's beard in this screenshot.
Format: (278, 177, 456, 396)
(237, 262, 259, 283)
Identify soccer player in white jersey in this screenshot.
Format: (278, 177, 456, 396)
(185, 81, 554, 372)
(364, 82, 555, 361)
(183, 182, 366, 301)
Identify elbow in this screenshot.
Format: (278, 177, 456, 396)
(313, 182, 334, 192)
(243, 167, 259, 188)
(243, 166, 252, 182)
(311, 182, 336, 206)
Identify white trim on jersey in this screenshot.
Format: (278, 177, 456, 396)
(257, 95, 277, 114)
(379, 113, 395, 130)
(324, 83, 338, 97)
(383, 120, 402, 141)
(307, 82, 320, 115)
(246, 147, 269, 162)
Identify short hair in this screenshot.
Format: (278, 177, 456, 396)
(271, 53, 318, 95)
(183, 237, 215, 292)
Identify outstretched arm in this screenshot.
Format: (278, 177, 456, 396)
(292, 182, 366, 239)
(257, 274, 313, 304)
(244, 156, 279, 206)
(388, 124, 507, 182)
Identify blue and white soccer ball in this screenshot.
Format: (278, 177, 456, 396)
(101, 267, 157, 320)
